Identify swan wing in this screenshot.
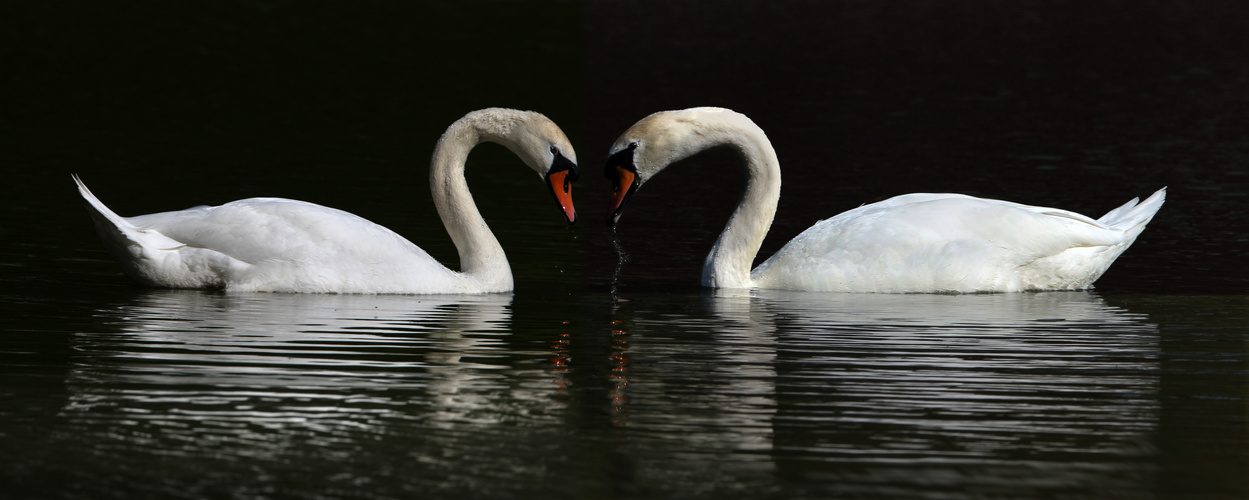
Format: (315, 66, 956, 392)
(753, 192, 1161, 292)
(129, 199, 432, 264)
(76, 175, 459, 292)
(124, 198, 460, 292)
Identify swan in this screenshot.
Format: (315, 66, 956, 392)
(75, 108, 579, 294)
(605, 107, 1165, 293)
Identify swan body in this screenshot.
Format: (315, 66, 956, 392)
(605, 107, 1165, 293)
(76, 108, 579, 293)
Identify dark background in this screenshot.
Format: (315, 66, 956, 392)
(2, 0, 1247, 293)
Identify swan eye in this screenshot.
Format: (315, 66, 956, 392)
(550, 145, 558, 155)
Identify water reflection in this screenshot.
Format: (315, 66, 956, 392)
(56, 289, 1163, 498)
(61, 291, 578, 497)
(610, 290, 1160, 497)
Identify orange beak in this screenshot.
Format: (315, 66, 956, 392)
(546, 169, 577, 224)
(607, 165, 638, 227)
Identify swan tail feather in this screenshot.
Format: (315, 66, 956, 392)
(73, 174, 131, 231)
(1099, 187, 1166, 239)
(73, 174, 184, 264)
(1095, 197, 1139, 225)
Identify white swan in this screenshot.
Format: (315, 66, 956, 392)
(75, 108, 579, 294)
(605, 107, 1165, 293)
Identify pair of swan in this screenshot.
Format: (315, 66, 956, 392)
(76, 107, 1165, 294)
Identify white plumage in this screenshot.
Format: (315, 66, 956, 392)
(75, 108, 579, 293)
(605, 107, 1164, 292)
(751, 191, 1165, 292)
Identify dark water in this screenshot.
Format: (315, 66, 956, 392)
(2, 2, 1247, 499)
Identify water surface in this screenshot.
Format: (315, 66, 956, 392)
(11, 287, 1243, 499)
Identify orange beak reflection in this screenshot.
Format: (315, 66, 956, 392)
(546, 169, 577, 224)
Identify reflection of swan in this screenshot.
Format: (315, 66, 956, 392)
(63, 291, 561, 431)
(704, 290, 1157, 390)
(61, 290, 590, 489)
(629, 289, 1160, 495)
(725, 288, 1152, 328)
(74, 108, 579, 293)
(605, 107, 1165, 292)
(75, 291, 514, 387)
(708, 290, 1159, 382)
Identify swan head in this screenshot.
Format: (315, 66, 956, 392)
(513, 111, 579, 226)
(470, 108, 580, 225)
(604, 107, 743, 226)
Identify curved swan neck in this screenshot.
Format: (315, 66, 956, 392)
(429, 111, 523, 290)
(696, 115, 782, 289)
